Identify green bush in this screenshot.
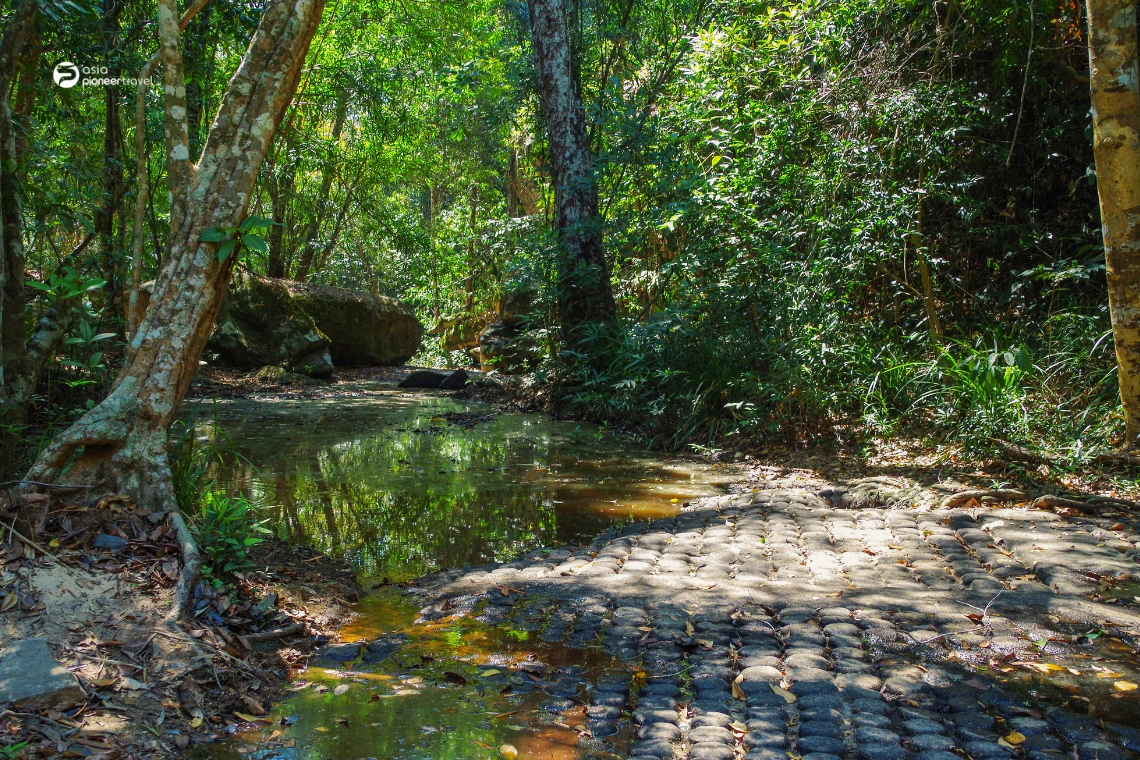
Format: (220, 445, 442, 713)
(191, 491, 272, 576)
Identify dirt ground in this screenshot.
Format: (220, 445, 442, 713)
(0, 488, 361, 758)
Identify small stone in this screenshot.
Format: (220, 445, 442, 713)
(746, 731, 790, 749)
(691, 745, 735, 760)
(962, 741, 1013, 758)
(905, 719, 946, 735)
(637, 722, 681, 741)
(690, 726, 735, 744)
(633, 708, 679, 725)
(630, 739, 676, 758)
(910, 734, 957, 751)
(917, 752, 962, 760)
(92, 533, 129, 552)
(856, 744, 908, 760)
(801, 721, 845, 738)
(1078, 742, 1122, 760)
(0, 638, 85, 707)
(312, 642, 362, 663)
(798, 736, 845, 755)
(856, 727, 901, 744)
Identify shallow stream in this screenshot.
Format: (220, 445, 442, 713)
(191, 383, 731, 759)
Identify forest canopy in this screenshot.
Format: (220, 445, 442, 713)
(0, 0, 1129, 474)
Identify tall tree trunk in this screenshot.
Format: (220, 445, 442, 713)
(97, 0, 124, 324)
(1086, 0, 1140, 448)
(526, 0, 615, 327)
(266, 163, 294, 278)
(0, 0, 39, 476)
(26, 0, 325, 506)
(183, 2, 215, 161)
(293, 90, 347, 281)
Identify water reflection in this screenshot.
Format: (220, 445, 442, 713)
(202, 386, 728, 580)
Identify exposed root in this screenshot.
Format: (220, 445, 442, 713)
(992, 437, 1140, 468)
(1030, 494, 1095, 513)
(940, 488, 1027, 508)
(166, 508, 202, 624)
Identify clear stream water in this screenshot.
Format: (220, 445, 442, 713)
(191, 383, 731, 759)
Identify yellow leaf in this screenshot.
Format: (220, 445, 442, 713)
(233, 712, 260, 722)
(480, 669, 500, 677)
(1004, 732, 1026, 745)
(731, 680, 745, 700)
(1114, 680, 1138, 691)
(1096, 671, 1123, 679)
(500, 745, 519, 758)
(770, 684, 796, 703)
(189, 717, 203, 728)
(49, 539, 60, 548)
(685, 621, 695, 635)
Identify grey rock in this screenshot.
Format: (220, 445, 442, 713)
(0, 638, 85, 707)
(92, 534, 129, 551)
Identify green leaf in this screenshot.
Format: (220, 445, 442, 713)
(216, 239, 238, 262)
(239, 215, 275, 233)
(241, 234, 269, 254)
(199, 226, 231, 243)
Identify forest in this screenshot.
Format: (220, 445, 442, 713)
(0, 0, 1135, 481)
(2, 0, 1140, 754)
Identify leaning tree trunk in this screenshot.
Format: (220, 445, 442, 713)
(1086, 0, 1140, 448)
(26, 0, 325, 503)
(526, 0, 615, 327)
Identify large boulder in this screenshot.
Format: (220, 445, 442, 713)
(208, 273, 422, 374)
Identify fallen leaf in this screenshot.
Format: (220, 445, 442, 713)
(174, 735, 189, 749)
(770, 683, 796, 703)
(119, 677, 147, 690)
(730, 720, 748, 732)
(731, 680, 745, 700)
(242, 696, 266, 715)
(1096, 671, 1124, 679)
(1114, 681, 1138, 691)
(480, 669, 501, 677)
(685, 621, 695, 635)
(500, 744, 519, 758)
(234, 712, 260, 722)
(1003, 732, 1026, 745)
(333, 684, 350, 696)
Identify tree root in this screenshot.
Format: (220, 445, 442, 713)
(1029, 494, 1095, 513)
(991, 437, 1140, 468)
(238, 622, 306, 649)
(165, 509, 201, 625)
(940, 489, 1027, 508)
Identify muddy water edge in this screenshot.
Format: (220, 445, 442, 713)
(188, 382, 733, 759)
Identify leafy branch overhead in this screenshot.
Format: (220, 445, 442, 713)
(198, 216, 276, 263)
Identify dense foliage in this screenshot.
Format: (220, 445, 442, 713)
(2, 0, 1122, 463)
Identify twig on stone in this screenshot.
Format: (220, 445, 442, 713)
(914, 625, 985, 645)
